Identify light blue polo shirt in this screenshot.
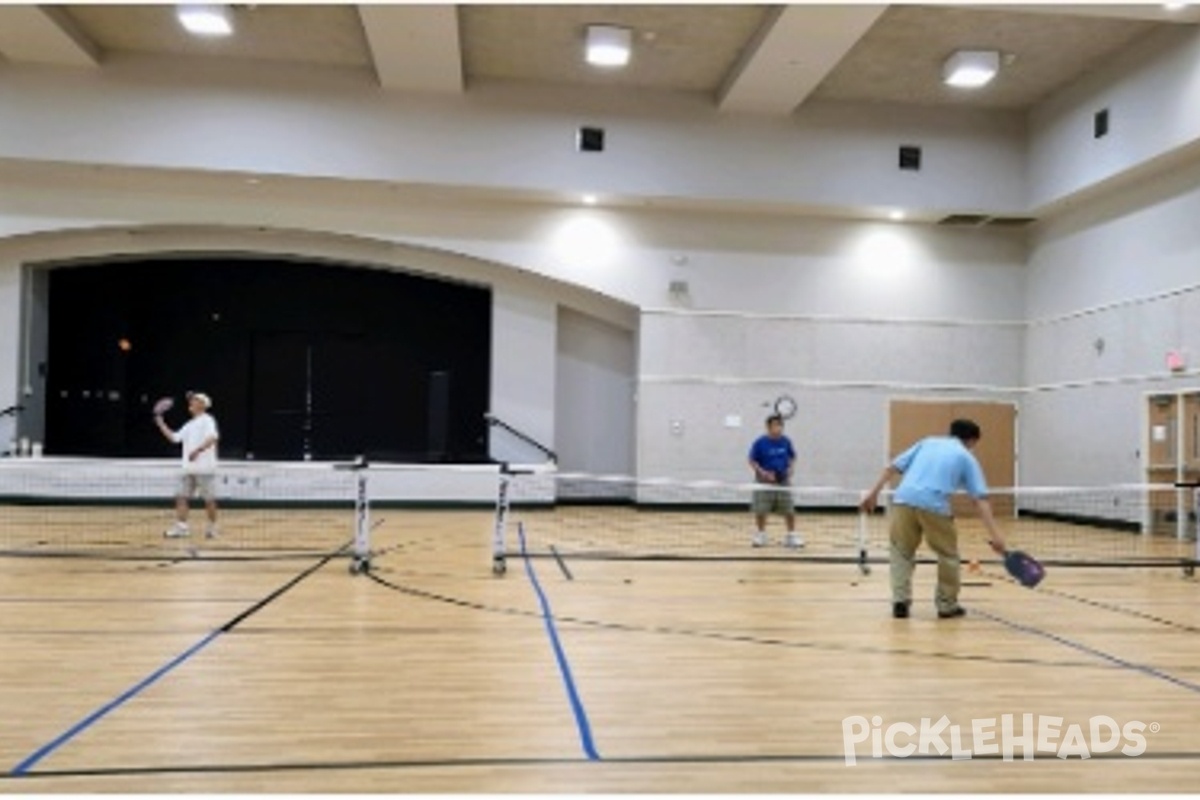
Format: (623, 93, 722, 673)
(891, 436, 988, 516)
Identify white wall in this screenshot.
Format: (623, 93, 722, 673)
(652, 219, 1027, 320)
(14, 267, 48, 443)
(0, 261, 21, 435)
(0, 166, 1030, 316)
(490, 288, 558, 464)
(0, 187, 1028, 489)
(0, 55, 1027, 215)
(1022, 157, 1200, 486)
(554, 307, 636, 476)
(638, 311, 1024, 485)
(1028, 25, 1200, 210)
(1025, 155, 1200, 320)
(633, 217, 1027, 485)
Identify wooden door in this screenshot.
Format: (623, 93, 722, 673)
(888, 400, 1017, 517)
(1183, 392, 1200, 480)
(1145, 393, 1179, 536)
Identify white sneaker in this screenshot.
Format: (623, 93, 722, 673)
(205, 527, 219, 539)
(164, 524, 191, 539)
(784, 532, 805, 549)
(752, 531, 768, 548)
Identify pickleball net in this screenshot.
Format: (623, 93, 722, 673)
(0, 457, 370, 564)
(492, 471, 1200, 573)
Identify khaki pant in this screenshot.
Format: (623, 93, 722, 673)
(178, 473, 216, 501)
(751, 486, 792, 516)
(889, 504, 961, 613)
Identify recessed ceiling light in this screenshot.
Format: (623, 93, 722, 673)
(943, 50, 1000, 89)
(586, 25, 632, 68)
(581, 194, 598, 206)
(177, 4, 233, 37)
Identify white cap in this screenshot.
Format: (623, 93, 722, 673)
(189, 392, 212, 410)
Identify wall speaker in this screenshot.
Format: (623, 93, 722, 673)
(578, 126, 606, 153)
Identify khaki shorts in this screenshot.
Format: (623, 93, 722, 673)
(178, 473, 216, 501)
(752, 486, 793, 516)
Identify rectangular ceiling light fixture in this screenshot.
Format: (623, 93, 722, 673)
(586, 25, 632, 68)
(177, 4, 234, 37)
(943, 50, 1000, 88)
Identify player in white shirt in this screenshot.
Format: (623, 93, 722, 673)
(154, 391, 220, 539)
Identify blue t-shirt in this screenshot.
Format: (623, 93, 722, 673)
(749, 435, 795, 482)
(892, 436, 988, 516)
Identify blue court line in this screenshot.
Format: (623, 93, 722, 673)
(518, 523, 601, 761)
(977, 608, 1200, 695)
(11, 630, 222, 776)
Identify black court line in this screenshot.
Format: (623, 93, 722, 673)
(217, 543, 350, 632)
(976, 564, 1200, 634)
(365, 573, 1117, 672)
(514, 552, 1197, 569)
(549, 545, 574, 581)
(9, 540, 351, 776)
(976, 607, 1200, 697)
(10, 749, 1200, 781)
(200, 622, 1200, 676)
(1010, 576, 1200, 635)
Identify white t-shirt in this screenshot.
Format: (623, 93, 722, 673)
(172, 413, 219, 473)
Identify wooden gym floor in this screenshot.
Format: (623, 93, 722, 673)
(1, 508, 1199, 793)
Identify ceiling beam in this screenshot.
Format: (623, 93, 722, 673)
(359, 4, 464, 94)
(718, 4, 887, 115)
(964, 4, 1200, 23)
(0, 6, 100, 67)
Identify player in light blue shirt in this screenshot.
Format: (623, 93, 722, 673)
(891, 434, 989, 516)
(861, 419, 1007, 620)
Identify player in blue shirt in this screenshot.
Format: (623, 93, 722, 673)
(748, 414, 802, 548)
(860, 419, 1007, 619)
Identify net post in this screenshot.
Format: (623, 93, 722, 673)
(856, 490, 872, 576)
(491, 463, 511, 576)
(1178, 483, 1190, 542)
(1176, 481, 1200, 577)
(1193, 486, 1200, 578)
(336, 456, 371, 576)
(491, 462, 541, 575)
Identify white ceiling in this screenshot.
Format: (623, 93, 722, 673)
(810, 5, 1166, 109)
(0, 4, 1197, 114)
(461, 4, 771, 93)
(63, 4, 372, 67)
